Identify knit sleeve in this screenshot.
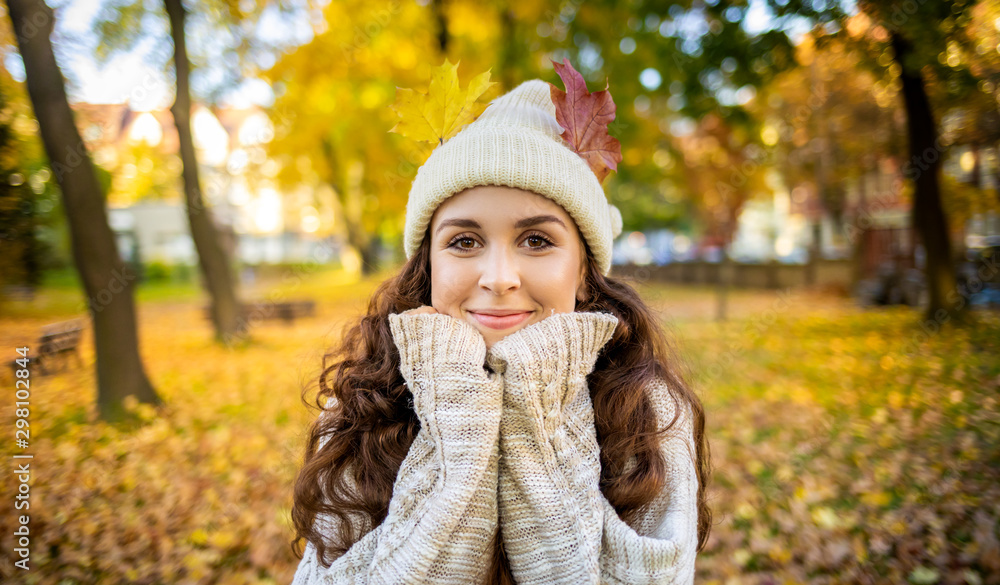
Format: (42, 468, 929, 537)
(485, 311, 698, 585)
(292, 312, 503, 584)
(599, 376, 699, 583)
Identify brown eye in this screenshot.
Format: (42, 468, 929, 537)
(524, 232, 555, 249)
(446, 235, 479, 252)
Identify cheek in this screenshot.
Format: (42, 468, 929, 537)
(523, 258, 580, 303)
(430, 256, 475, 305)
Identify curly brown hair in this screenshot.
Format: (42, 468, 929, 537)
(290, 230, 712, 582)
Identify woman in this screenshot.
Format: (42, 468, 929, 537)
(289, 78, 712, 584)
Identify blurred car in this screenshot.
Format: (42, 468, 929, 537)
(856, 239, 1000, 310)
(961, 239, 1000, 309)
(855, 261, 925, 308)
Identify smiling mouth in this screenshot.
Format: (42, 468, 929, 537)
(469, 310, 533, 330)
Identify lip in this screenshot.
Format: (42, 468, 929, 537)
(469, 310, 533, 330)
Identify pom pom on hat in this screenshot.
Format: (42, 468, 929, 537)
(402, 78, 624, 276)
(608, 203, 623, 239)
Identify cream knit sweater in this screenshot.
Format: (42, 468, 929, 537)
(290, 311, 699, 584)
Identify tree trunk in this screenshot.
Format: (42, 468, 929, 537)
(715, 217, 732, 322)
(715, 244, 729, 322)
(431, 0, 450, 54)
(163, 0, 243, 344)
(995, 139, 1000, 206)
(498, 3, 519, 92)
(332, 186, 378, 275)
(346, 159, 380, 275)
(7, 0, 159, 421)
(805, 221, 821, 287)
(319, 138, 378, 275)
(850, 168, 871, 289)
(890, 32, 965, 323)
(968, 143, 981, 188)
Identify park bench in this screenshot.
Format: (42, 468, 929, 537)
(2, 285, 37, 302)
(9, 319, 85, 375)
(37, 320, 85, 373)
(203, 299, 316, 327)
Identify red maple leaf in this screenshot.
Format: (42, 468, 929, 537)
(548, 58, 623, 183)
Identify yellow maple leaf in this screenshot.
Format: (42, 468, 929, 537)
(389, 59, 498, 145)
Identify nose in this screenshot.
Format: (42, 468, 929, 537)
(479, 244, 520, 295)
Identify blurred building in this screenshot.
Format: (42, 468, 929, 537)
(723, 167, 849, 264)
(840, 144, 1000, 279)
(842, 158, 917, 279)
(72, 102, 343, 266)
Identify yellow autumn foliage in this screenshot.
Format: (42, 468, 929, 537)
(389, 59, 497, 145)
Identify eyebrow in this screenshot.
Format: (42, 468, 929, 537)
(434, 215, 567, 236)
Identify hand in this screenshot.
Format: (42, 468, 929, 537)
(486, 311, 618, 380)
(390, 306, 489, 369)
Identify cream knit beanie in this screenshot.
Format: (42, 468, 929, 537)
(402, 78, 624, 276)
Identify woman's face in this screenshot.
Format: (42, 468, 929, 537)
(428, 185, 588, 349)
